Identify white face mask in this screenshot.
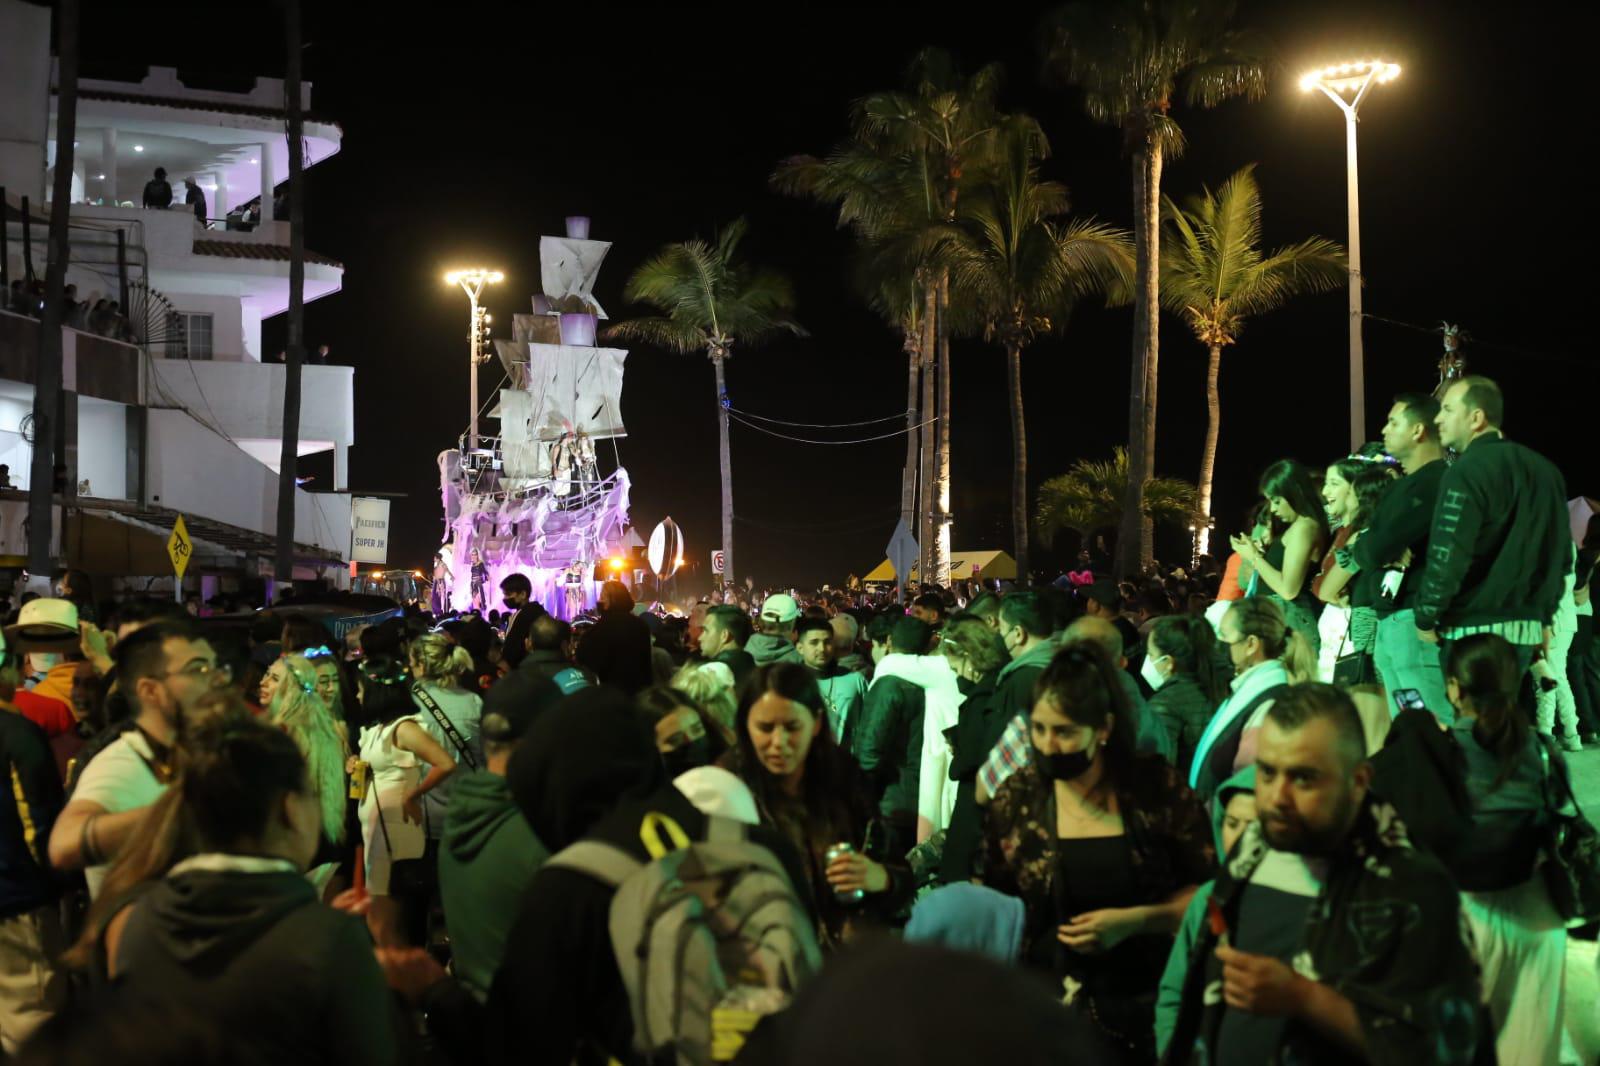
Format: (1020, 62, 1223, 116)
(29, 652, 65, 674)
(1140, 653, 1171, 692)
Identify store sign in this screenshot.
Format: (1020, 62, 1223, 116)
(350, 497, 391, 564)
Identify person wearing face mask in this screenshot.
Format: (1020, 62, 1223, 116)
(1187, 598, 1314, 803)
(980, 644, 1214, 1063)
(1144, 616, 1230, 779)
(636, 685, 731, 778)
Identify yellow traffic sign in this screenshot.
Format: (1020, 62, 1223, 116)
(167, 515, 193, 580)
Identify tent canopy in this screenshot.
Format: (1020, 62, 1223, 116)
(863, 549, 1018, 584)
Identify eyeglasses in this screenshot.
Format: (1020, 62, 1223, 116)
(155, 660, 233, 683)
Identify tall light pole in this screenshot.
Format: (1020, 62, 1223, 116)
(445, 268, 504, 453)
(1300, 59, 1400, 450)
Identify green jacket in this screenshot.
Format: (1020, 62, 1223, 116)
(439, 770, 550, 1003)
(1155, 765, 1255, 1058)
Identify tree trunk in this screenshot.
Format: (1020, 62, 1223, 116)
(931, 268, 952, 588)
(1196, 341, 1223, 559)
(274, 0, 305, 584)
(900, 326, 919, 564)
(917, 281, 937, 586)
(27, 0, 77, 578)
(1006, 341, 1028, 585)
(714, 354, 735, 588)
(1114, 139, 1162, 578)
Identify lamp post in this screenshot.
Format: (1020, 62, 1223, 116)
(445, 268, 504, 453)
(1299, 60, 1400, 451)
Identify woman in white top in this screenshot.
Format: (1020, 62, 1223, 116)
(350, 654, 456, 946)
(408, 634, 483, 833)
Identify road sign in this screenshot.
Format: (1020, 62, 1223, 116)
(167, 516, 192, 600)
(711, 550, 726, 575)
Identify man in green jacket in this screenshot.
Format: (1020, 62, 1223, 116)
(439, 674, 562, 1003)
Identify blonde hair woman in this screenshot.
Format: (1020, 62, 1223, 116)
(671, 659, 738, 732)
(407, 633, 483, 829)
(259, 654, 349, 882)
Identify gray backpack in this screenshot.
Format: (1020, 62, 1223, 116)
(545, 813, 822, 1065)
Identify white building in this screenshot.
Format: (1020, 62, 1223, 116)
(0, 0, 358, 591)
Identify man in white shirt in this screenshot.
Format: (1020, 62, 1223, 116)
(48, 621, 231, 898)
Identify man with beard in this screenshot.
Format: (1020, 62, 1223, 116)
(1165, 683, 1491, 1065)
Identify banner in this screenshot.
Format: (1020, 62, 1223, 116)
(350, 497, 392, 564)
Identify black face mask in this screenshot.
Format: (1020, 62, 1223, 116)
(1035, 743, 1097, 783)
(661, 737, 712, 778)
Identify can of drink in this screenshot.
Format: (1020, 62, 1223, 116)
(824, 842, 865, 905)
(348, 759, 369, 801)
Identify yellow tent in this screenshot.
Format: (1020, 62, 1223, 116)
(863, 549, 1018, 583)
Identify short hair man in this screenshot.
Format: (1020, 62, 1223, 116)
(1413, 376, 1571, 686)
(698, 605, 756, 687)
(1081, 582, 1140, 658)
(1165, 684, 1489, 1064)
(1062, 616, 1172, 761)
(141, 166, 173, 209)
(747, 594, 802, 667)
(828, 612, 868, 674)
(1357, 393, 1452, 722)
(974, 594, 1071, 805)
(48, 621, 230, 897)
(498, 573, 545, 670)
(911, 592, 947, 629)
(797, 616, 867, 751)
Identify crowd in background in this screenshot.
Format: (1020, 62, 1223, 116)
(0, 373, 1597, 1065)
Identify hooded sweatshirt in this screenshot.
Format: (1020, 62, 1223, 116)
(113, 855, 397, 1066)
(746, 631, 801, 666)
(439, 769, 549, 1003)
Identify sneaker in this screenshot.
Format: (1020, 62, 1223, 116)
(1562, 735, 1584, 753)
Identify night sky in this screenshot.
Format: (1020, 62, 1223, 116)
(81, 1, 1593, 591)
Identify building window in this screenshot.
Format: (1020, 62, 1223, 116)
(181, 313, 214, 360)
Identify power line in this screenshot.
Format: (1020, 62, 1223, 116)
(727, 411, 938, 445)
(1361, 312, 1584, 366)
(726, 406, 913, 429)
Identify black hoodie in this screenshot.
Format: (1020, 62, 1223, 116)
(114, 862, 398, 1066)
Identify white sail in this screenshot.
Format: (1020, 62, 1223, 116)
(490, 343, 627, 442)
(539, 236, 610, 318)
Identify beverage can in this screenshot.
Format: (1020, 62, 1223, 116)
(348, 759, 369, 801)
(825, 842, 865, 905)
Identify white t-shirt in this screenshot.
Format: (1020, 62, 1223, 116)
(73, 730, 168, 899)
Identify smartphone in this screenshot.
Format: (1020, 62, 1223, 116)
(1393, 688, 1427, 714)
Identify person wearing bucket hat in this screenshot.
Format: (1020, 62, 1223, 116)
(6, 600, 85, 741)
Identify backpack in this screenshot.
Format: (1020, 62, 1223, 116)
(545, 813, 822, 1066)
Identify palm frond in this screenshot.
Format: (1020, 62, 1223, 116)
(600, 316, 705, 355)
(1035, 447, 1199, 545)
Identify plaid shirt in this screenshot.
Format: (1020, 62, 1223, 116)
(977, 713, 1031, 798)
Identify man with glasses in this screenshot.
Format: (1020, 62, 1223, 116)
(48, 621, 231, 899)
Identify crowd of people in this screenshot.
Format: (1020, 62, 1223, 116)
(0, 373, 1597, 1064)
(6, 277, 136, 342)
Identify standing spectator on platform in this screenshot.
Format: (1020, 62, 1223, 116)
(1355, 394, 1452, 718)
(1231, 461, 1329, 654)
(1413, 376, 1570, 679)
(184, 177, 205, 222)
(1165, 684, 1489, 1065)
(141, 167, 172, 209)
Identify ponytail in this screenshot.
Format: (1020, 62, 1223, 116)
(409, 632, 472, 685)
(1224, 597, 1314, 682)
(1446, 634, 1528, 788)
(1151, 615, 1228, 704)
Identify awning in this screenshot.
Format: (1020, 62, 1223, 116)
(862, 549, 1018, 584)
(65, 497, 344, 576)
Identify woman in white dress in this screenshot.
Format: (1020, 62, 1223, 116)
(349, 654, 456, 946)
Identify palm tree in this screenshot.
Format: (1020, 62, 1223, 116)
(942, 116, 1133, 584)
(1042, 0, 1267, 577)
(1161, 164, 1345, 557)
(603, 219, 804, 588)
(1035, 448, 1199, 551)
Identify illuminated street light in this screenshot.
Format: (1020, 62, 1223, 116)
(444, 268, 505, 452)
(1299, 58, 1401, 450)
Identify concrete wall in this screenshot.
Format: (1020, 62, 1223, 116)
(163, 291, 245, 360)
(145, 406, 351, 557)
(147, 360, 353, 450)
(0, 0, 50, 205)
(76, 398, 127, 500)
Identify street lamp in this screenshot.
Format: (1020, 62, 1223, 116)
(444, 268, 505, 453)
(1299, 59, 1401, 450)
